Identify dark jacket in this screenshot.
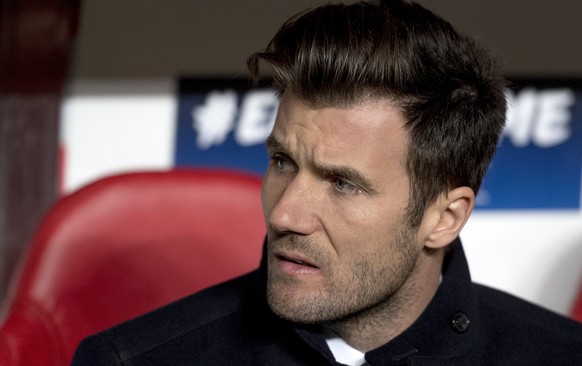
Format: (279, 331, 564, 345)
(72, 240, 582, 365)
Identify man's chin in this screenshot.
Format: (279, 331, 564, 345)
(266, 287, 337, 324)
(268, 302, 323, 324)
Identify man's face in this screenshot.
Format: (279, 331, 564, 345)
(262, 91, 425, 324)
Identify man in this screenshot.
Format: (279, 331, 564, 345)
(72, 1, 582, 365)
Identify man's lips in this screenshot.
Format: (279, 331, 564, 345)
(272, 250, 321, 275)
(276, 254, 318, 268)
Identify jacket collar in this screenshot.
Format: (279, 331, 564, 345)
(366, 238, 477, 364)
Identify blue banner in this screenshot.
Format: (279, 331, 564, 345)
(478, 80, 582, 210)
(175, 79, 275, 175)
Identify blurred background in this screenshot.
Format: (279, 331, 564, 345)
(1, 0, 582, 318)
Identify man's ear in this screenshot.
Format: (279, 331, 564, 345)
(423, 187, 475, 249)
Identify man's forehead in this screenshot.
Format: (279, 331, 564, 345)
(273, 92, 409, 153)
(268, 95, 409, 186)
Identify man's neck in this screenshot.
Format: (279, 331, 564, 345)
(325, 248, 444, 352)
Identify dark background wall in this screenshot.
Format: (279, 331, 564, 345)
(72, 0, 582, 81)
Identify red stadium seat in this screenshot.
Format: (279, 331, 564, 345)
(0, 169, 265, 366)
(572, 283, 582, 323)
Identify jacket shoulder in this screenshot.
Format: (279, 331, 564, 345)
(72, 271, 261, 365)
(475, 284, 582, 363)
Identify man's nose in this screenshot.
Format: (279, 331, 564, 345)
(267, 175, 319, 236)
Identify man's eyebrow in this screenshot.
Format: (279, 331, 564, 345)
(265, 135, 282, 150)
(317, 163, 378, 194)
(266, 135, 292, 156)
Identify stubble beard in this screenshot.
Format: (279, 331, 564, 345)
(266, 223, 419, 325)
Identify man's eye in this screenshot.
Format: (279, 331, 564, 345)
(271, 154, 293, 172)
(333, 178, 361, 194)
(276, 158, 286, 169)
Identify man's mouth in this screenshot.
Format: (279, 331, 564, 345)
(272, 250, 321, 276)
(277, 254, 318, 268)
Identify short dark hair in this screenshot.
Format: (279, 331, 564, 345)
(248, 0, 507, 227)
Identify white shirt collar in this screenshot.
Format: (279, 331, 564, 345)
(323, 329, 367, 366)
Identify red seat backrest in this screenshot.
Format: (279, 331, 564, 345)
(572, 283, 582, 323)
(0, 169, 265, 365)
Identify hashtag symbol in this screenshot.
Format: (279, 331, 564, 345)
(191, 90, 237, 149)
